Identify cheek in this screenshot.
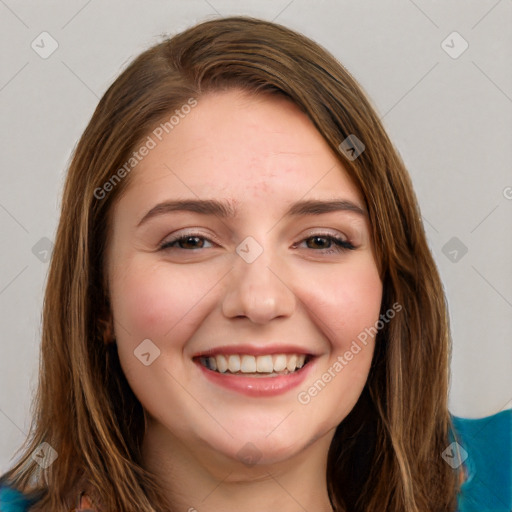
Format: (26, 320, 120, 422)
(110, 260, 218, 346)
(307, 258, 383, 349)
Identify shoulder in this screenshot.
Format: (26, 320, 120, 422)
(450, 409, 512, 512)
(0, 484, 98, 511)
(0, 485, 32, 512)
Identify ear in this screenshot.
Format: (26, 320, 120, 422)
(98, 297, 115, 345)
(99, 314, 115, 345)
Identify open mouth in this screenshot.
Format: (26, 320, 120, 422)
(195, 353, 313, 378)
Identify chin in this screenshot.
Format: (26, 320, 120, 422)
(198, 422, 319, 469)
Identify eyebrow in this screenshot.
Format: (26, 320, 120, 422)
(137, 198, 367, 227)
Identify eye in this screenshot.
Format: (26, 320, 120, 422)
(295, 233, 355, 253)
(159, 233, 214, 251)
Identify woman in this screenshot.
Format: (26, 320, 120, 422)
(0, 15, 477, 511)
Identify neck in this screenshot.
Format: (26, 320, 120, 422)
(141, 422, 335, 512)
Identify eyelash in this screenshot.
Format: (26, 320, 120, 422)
(159, 231, 356, 253)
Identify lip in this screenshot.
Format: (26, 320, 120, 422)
(194, 355, 317, 397)
(192, 343, 316, 358)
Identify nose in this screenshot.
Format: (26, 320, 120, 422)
(221, 244, 297, 324)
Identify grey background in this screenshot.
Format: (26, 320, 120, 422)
(1, 0, 511, 472)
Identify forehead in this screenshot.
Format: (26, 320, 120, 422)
(123, 89, 363, 207)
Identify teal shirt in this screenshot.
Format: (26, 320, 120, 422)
(452, 409, 511, 511)
(1, 410, 511, 511)
(0, 487, 34, 512)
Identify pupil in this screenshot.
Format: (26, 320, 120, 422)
(183, 236, 201, 249)
(311, 236, 327, 249)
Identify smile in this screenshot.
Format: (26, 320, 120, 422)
(198, 353, 310, 377)
(193, 348, 317, 397)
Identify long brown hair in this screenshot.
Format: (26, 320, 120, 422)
(1, 16, 463, 511)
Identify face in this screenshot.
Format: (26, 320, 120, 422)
(105, 89, 383, 469)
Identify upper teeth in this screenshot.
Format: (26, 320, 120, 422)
(199, 354, 307, 374)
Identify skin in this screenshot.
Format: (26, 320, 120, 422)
(105, 89, 383, 512)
